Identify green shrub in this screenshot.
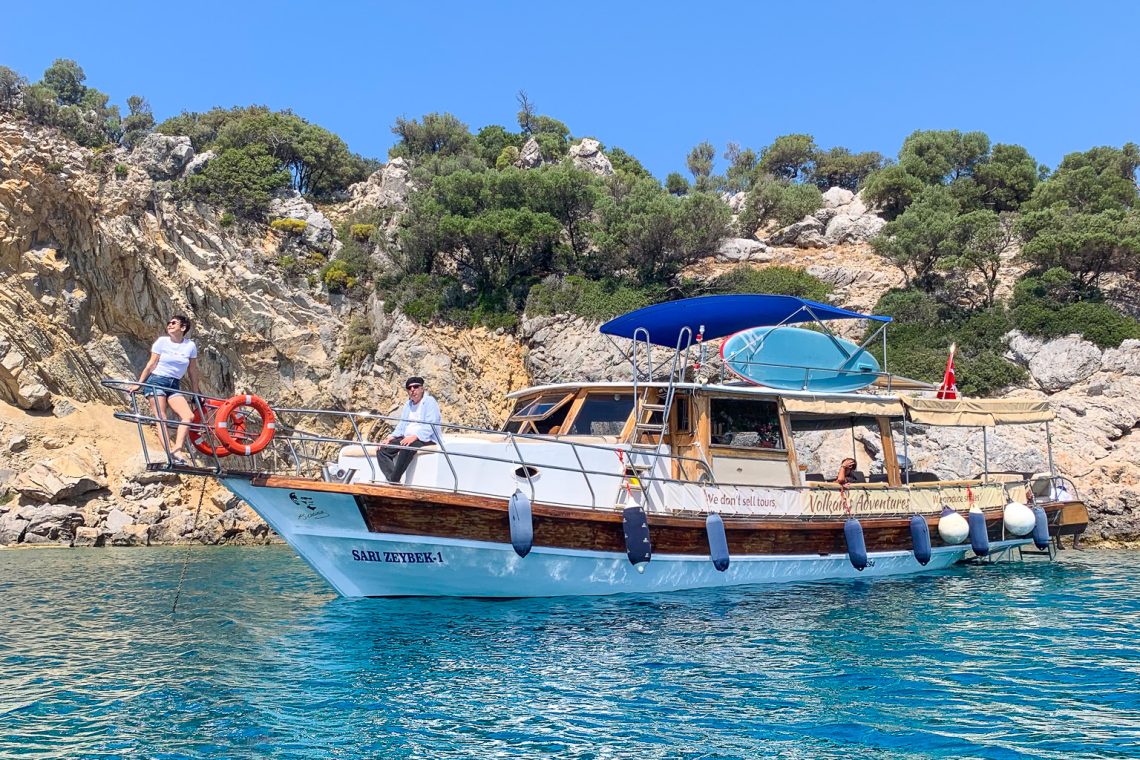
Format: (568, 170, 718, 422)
(219, 212, 235, 227)
(114, 163, 129, 179)
(380, 273, 458, 322)
(321, 260, 357, 293)
(956, 351, 1027, 396)
(495, 146, 520, 170)
(690, 266, 831, 302)
(525, 275, 655, 321)
(465, 301, 519, 331)
(184, 145, 291, 218)
(45, 160, 64, 174)
(338, 316, 377, 369)
(278, 251, 326, 279)
(1011, 268, 1140, 348)
(350, 223, 376, 241)
(866, 288, 1026, 396)
(270, 218, 307, 235)
(1057, 302, 1140, 347)
(737, 176, 823, 234)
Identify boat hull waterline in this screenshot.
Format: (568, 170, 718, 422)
(222, 478, 1029, 598)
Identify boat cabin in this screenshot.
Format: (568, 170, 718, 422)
(499, 382, 907, 489)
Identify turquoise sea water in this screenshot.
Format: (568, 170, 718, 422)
(0, 547, 1138, 759)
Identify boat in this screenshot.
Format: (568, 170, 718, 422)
(105, 294, 1088, 598)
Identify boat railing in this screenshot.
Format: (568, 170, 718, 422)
(102, 379, 720, 511)
(102, 380, 1062, 517)
(724, 356, 899, 392)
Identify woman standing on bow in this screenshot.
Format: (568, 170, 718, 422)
(129, 314, 202, 465)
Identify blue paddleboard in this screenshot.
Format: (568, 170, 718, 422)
(720, 326, 880, 392)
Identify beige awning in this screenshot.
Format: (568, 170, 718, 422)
(872, 374, 938, 391)
(901, 397, 1054, 426)
(782, 396, 905, 418)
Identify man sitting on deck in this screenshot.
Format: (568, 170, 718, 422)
(376, 376, 442, 483)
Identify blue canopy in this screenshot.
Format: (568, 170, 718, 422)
(599, 294, 891, 348)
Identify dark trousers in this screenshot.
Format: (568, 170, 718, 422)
(376, 439, 434, 483)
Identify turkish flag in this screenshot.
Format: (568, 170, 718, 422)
(937, 343, 958, 400)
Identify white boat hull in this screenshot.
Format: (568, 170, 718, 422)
(223, 478, 1030, 598)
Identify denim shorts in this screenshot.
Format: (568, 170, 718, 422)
(143, 375, 182, 398)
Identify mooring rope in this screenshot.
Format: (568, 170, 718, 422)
(171, 476, 209, 614)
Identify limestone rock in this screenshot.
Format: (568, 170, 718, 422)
(131, 133, 194, 179)
(1027, 336, 1102, 392)
(715, 238, 771, 263)
(568, 139, 613, 176)
(515, 138, 543, 168)
(519, 314, 629, 384)
(72, 526, 104, 547)
(110, 524, 149, 547)
(52, 398, 77, 417)
(768, 218, 825, 247)
(1005, 331, 1044, 366)
(10, 446, 107, 502)
(182, 150, 215, 177)
(345, 158, 410, 212)
(268, 191, 335, 253)
(16, 382, 52, 411)
(0, 513, 29, 544)
(1102, 340, 1140, 376)
(105, 507, 133, 533)
(8, 434, 28, 453)
(23, 504, 85, 541)
(824, 213, 886, 245)
(821, 187, 855, 208)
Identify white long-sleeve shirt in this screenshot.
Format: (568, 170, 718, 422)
(392, 393, 442, 444)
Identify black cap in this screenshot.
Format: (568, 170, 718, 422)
(405, 376, 425, 389)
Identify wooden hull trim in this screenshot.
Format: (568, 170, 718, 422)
(253, 474, 1062, 557)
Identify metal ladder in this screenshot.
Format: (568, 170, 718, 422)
(618, 327, 694, 510)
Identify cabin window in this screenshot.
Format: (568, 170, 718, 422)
(533, 403, 572, 435)
(673, 394, 691, 432)
(503, 392, 574, 433)
(791, 416, 883, 483)
(709, 398, 784, 449)
(565, 393, 634, 436)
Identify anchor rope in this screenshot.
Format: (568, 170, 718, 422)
(172, 476, 209, 614)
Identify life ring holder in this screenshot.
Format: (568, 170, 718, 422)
(214, 394, 277, 456)
(190, 398, 246, 458)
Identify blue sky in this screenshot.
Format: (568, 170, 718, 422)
(2, 1, 1137, 180)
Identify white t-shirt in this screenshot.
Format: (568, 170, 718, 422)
(150, 336, 198, 380)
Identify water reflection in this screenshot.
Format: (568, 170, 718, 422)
(0, 547, 1137, 758)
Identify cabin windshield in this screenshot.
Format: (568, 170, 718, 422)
(564, 393, 634, 436)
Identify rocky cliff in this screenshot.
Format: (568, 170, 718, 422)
(0, 117, 1136, 547)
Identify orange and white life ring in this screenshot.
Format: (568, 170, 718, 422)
(190, 399, 244, 458)
(214, 394, 277, 456)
